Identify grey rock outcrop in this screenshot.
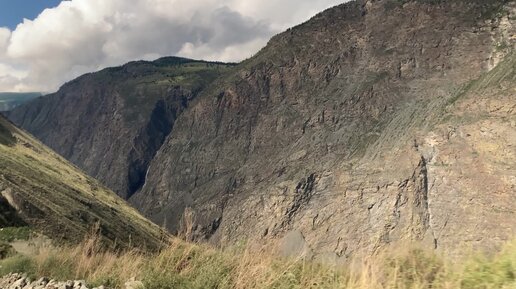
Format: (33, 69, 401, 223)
(0, 274, 142, 289)
(134, 0, 516, 258)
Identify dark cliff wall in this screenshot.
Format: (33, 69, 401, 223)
(9, 58, 233, 199)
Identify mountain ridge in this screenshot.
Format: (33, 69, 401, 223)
(8, 57, 235, 199)
(7, 0, 516, 259)
(133, 0, 516, 258)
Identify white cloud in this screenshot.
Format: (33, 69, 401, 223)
(0, 27, 11, 61)
(0, 0, 346, 92)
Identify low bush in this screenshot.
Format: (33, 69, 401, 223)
(0, 242, 16, 260)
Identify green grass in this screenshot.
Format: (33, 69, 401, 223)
(120, 62, 232, 122)
(0, 255, 34, 277)
(0, 121, 15, 146)
(0, 227, 32, 243)
(0, 115, 167, 251)
(495, 41, 510, 52)
(447, 79, 478, 105)
(447, 51, 515, 106)
(0, 234, 514, 289)
(461, 242, 516, 289)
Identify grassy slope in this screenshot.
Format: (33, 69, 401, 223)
(446, 50, 515, 107)
(0, 115, 166, 250)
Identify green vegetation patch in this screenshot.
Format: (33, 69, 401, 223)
(0, 236, 515, 289)
(0, 116, 16, 146)
(447, 51, 515, 106)
(0, 227, 32, 242)
(119, 61, 233, 123)
(0, 123, 15, 146)
(0, 113, 165, 252)
(461, 242, 516, 289)
(0, 241, 16, 260)
(0, 254, 35, 277)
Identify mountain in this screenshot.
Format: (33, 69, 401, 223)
(8, 0, 516, 259)
(134, 0, 516, 257)
(0, 115, 166, 249)
(0, 93, 42, 112)
(8, 57, 235, 199)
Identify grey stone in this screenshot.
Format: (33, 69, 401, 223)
(124, 278, 144, 289)
(10, 277, 27, 289)
(278, 230, 313, 259)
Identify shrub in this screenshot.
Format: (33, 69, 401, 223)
(0, 254, 35, 278)
(0, 242, 16, 260)
(461, 242, 516, 289)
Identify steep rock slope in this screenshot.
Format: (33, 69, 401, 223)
(8, 58, 233, 199)
(133, 0, 516, 258)
(0, 115, 166, 249)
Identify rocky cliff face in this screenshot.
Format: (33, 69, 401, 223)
(133, 0, 516, 259)
(8, 58, 233, 199)
(9, 0, 516, 259)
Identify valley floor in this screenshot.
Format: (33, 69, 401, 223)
(0, 232, 514, 289)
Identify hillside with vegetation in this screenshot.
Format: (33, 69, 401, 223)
(0, 115, 166, 250)
(0, 233, 515, 289)
(7, 0, 516, 264)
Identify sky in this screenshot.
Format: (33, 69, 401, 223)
(0, 0, 345, 93)
(0, 0, 64, 29)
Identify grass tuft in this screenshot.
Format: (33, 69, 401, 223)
(0, 233, 514, 289)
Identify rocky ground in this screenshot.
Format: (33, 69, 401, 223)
(0, 273, 143, 289)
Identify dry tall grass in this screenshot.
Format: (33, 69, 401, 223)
(0, 231, 514, 289)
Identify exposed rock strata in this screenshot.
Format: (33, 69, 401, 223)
(8, 0, 516, 258)
(134, 0, 516, 258)
(8, 58, 233, 199)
